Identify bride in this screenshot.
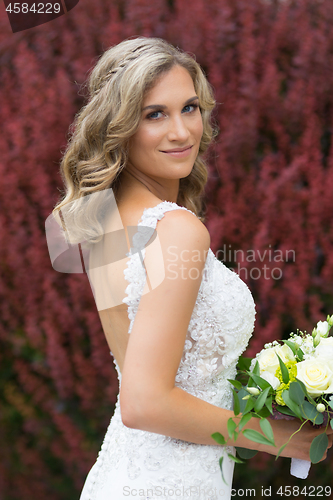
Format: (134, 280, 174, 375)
(52, 37, 333, 500)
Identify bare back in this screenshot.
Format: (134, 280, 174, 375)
(88, 191, 164, 373)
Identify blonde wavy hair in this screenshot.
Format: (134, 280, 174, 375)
(53, 36, 217, 245)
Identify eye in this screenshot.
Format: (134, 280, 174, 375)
(146, 110, 164, 120)
(182, 103, 199, 113)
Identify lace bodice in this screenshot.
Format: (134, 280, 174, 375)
(81, 201, 256, 500)
(120, 201, 256, 406)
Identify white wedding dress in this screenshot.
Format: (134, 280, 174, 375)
(79, 201, 256, 500)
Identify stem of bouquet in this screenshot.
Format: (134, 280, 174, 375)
(275, 418, 310, 460)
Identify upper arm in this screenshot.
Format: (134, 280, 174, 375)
(120, 209, 210, 427)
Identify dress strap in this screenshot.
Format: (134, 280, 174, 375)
(122, 201, 196, 334)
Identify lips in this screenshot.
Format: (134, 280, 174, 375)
(159, 145, 194, 159)
(161, 145, 193, 153)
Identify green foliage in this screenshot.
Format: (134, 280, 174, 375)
(289, 381, 305, 406)
(281, 390, 303, 419)
(235, 447, 258, 459)
(259, 419, 275, 445)
(227, 418, 237, 439)
(247, 372, 272, 391)
(310, 433, 329, 463)
(277, 355, 289, 384)
(228, 453, 245, 464)
(232, 389, 241, 416)
(238, 413, 252, 431)
(242, 429, 274, 447)
(254, 387, 270, 412)
(301, 401, 324, 425)
(214, 353, 333, 469)
(211, 432, 226, 446)
(237, 357, 252, 372)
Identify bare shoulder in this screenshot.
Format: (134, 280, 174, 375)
(117, 193, 211, 254)
(142, 207, 211, 295)
(156, 206, 211, 251)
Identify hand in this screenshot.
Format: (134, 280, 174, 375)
(258, 418, 333, 461)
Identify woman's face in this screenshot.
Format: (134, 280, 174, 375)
(127, 65, 203, 187)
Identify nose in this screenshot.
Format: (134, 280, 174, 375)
(167, 114, 190, 143)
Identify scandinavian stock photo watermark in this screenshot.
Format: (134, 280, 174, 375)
(165, 244, 295, 282)
(215, 244, 296, 281)
(45, 187, 295, 311)
(45, 187, 166, 310)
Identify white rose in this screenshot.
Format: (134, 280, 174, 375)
(296, 359, 333, 397)
(256, 347, 280, 375)
(314, 337, 333, 360)
(274, 344, 295, 364)
(316, 320, 330, 337)
(260, 371, 281, 390)
(256, 344, 294, 375)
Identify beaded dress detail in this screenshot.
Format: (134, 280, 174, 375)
(79, 201, 256, 500)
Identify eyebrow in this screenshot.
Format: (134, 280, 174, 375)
(142, 95, 199, 112)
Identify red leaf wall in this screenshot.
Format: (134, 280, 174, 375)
(0, 0, 332, 497)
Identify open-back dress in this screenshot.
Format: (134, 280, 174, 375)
(79, 200, 256, 500)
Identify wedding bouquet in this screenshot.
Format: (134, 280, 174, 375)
(212, 315, 333, 483)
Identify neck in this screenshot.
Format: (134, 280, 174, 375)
(115, 169, 180, 205)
